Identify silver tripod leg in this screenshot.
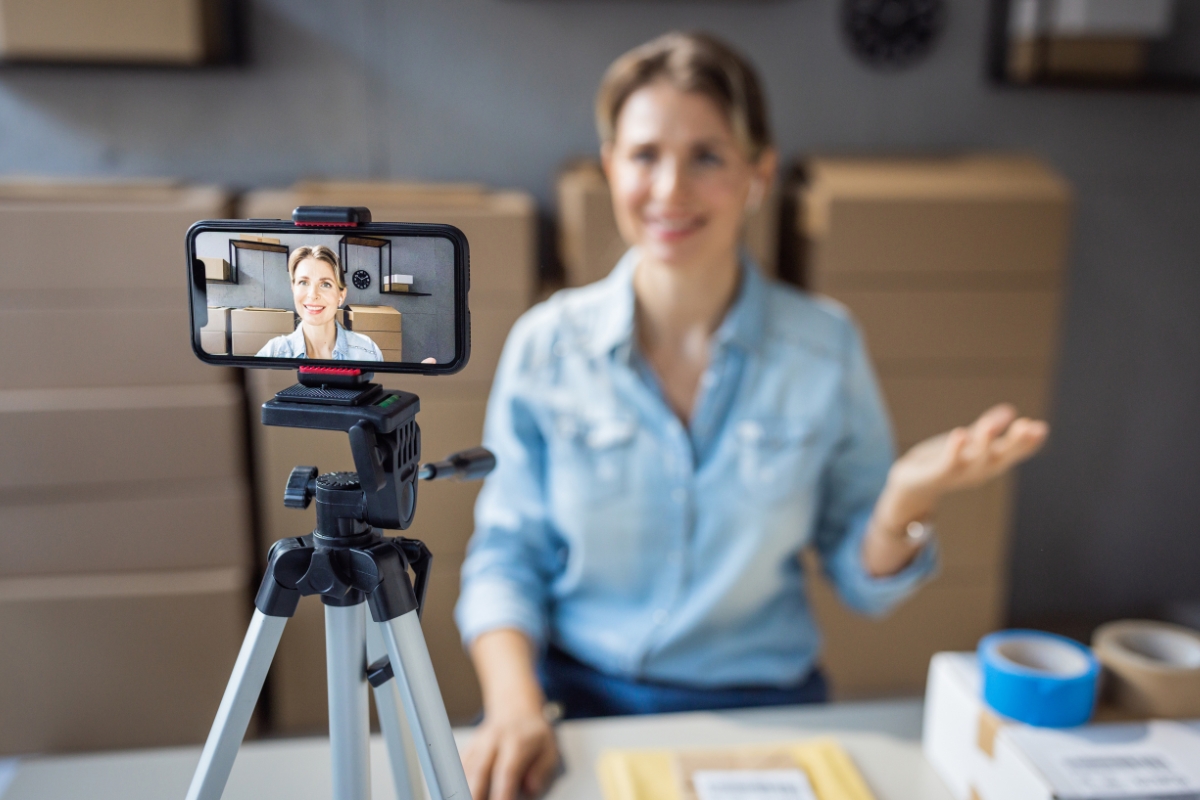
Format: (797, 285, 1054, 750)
(326, 603, 373, 800)
(186, 610, 288, 800)
(366, 623, 424, 800)
(381, 610, 471, 800)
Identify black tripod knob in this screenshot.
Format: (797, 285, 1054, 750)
(284, 466, 319, 509)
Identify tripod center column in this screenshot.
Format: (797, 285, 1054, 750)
(325, 602, 372, 800)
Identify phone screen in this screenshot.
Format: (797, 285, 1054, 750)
(187, 222, 469, 374)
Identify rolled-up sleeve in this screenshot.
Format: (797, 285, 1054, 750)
(455, 316, 563, 649)
(812, 317, 938, 617)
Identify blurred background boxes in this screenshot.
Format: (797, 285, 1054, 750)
(0, 180, 254, 755)
(795, 155, 1072, 698)
(240, 179, 537, 732)
(0, 568, 248, 754)
(1005, 0, 1178, 82)
(0, 0, 243, 66)
(557, 159, 781, 286)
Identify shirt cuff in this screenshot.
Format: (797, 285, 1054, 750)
(454, 575, 549, 650)
(828, 512, 940, 617)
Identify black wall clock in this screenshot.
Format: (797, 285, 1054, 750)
(842, 0, 946, 70)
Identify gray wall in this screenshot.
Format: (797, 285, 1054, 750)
(3, 0, 1197, 626)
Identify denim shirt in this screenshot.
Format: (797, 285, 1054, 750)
(455, 250, 938, 688)
(256, 322, 384, 361)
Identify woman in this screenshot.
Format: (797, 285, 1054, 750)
(457, 32, 1048, 800)
(256, 245, 384, 361)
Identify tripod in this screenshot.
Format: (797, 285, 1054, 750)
(186, 367, 494, 800)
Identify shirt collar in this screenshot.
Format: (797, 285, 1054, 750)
(587, 247, 768, 358)
(289, 321, 350, 359)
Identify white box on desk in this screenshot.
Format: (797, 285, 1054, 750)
(922, 652, 1200, 800)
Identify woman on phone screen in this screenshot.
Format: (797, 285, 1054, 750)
(456, 32, 1049, 800)
(256, 245, 383, 361)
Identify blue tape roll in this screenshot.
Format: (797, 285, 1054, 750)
(978, 630, 1099, 728)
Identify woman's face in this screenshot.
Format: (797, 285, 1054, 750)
(292, 257, 346, 326)
(603, 80, 775, 270)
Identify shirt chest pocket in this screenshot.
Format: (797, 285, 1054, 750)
(551, 413, 639, 500)
(735, 417, 821, 500)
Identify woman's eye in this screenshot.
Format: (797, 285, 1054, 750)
(630, 148, 657, 164)
(695, 149, 724, 167)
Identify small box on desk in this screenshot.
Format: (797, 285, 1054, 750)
(922, 652, 1200, 800)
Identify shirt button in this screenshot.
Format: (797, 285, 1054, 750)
(652, 609, 668, 625)
(671, 488, 686, 504)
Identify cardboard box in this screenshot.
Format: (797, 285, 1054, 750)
(0, 306, 234, 388)
(242, 184, 537, 311)
(358, 329, 401, 353)
(203, 306, 231, 332)
(201, 329, 227, 355)
(380, 349, 403, 362)
(0, 478, 251, 578)
(383, 274, 414, 292)
(0, 383, 245, 491)
(232, 331, 279, 356)
(1045, 36, 1148, 79)
(822, 288, 1062, 367)
(806, 568, 1005, 698)
(269, 555, 481, 735)
(922, 652, 1200, 800)
(0, 184, 229, 294)
(0, 567, 249, 755)
(557, 160, 780, 286)
(0, 0, 206, 64)
(801, 156, 1072, 288)
(346, 305, 401, 333)
(230, 307, 295, 333)
(201, 257, 231, 282)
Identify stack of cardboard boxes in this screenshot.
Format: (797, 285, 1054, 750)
(229, 307, 296, 356)
(240, 181, 537, 730)
(795, 155, 1072, 697)
(557, 159, 781, 285)
(0, 182, 254, 753)
(346, 305, 403, 361)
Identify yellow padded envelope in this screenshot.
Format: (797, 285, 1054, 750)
(596, 738, 874, 800)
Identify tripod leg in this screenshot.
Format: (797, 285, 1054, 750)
(326, 603, 372, 800)
(380, 610, 471, 800)
(367, 623, 424, 800)
(186, 610, 287, 800)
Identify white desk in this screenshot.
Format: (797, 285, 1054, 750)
(2, 698, 953, 800)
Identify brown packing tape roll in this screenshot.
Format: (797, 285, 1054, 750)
(1093, 620, 1200, 718)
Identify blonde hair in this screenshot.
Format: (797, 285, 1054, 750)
(287, 245, 345, 290)
(595, 31, 772, 163)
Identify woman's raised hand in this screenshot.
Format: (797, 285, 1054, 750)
(889, 404, 1048, 507)
(863, 404, 1049, 577)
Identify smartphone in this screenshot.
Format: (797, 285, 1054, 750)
(186, 219, 470, 374)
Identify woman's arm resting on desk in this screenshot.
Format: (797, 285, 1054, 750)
(862, 403, 1049, 577)
(463, 628, 559, 800)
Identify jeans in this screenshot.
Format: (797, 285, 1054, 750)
(538, 646, 828, 720)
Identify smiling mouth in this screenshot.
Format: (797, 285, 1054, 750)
(304, 304, 326, 315)
(645, 215, 705, 241)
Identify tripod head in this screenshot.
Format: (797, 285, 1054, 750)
(254, 365, 495, 619)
